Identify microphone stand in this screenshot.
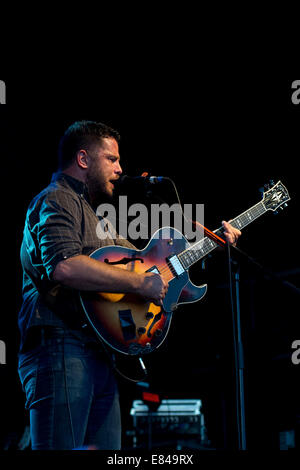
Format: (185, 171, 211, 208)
(200, 230, 300, 451)
(235, 262, 247, 450)
(227, 246, 247, 450)
(227, 244, 300, 451)
(195, 226, 247, 449)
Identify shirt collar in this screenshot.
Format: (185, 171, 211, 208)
(51, 172, 90, 202)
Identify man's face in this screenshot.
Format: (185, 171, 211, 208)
(86, 137, 122, 204)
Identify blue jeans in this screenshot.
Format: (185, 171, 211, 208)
(18, 328, 121, 450)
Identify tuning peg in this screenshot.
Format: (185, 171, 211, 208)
(276, 203, 288, 213)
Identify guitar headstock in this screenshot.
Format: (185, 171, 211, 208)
(261, 180, 290, 212)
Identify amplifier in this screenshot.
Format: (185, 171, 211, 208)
(130, 399, 206, 440)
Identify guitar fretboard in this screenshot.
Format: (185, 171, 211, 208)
(178, 201, 267, 269)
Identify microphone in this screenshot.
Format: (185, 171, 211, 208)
(118, 174, 165, 185)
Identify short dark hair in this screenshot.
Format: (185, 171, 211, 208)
(58, 120, 120, 170)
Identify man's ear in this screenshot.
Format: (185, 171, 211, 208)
(76, 150, 89, 169)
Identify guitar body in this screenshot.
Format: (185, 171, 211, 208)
(79, 180, 290, 355)
(80, 227, 207, 355)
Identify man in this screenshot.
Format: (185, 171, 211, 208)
(18, 120, 241, 450)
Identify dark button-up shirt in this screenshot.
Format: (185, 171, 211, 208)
(19, 172, 132, 351)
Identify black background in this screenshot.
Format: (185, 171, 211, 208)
(0, 76, 299, 451)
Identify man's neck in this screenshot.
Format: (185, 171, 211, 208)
(62, 166, 86, 184)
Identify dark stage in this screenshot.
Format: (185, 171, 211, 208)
(0, 77, 299, 452)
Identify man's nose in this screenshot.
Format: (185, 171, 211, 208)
(115, 161, 122, 175)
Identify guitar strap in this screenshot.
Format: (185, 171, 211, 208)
(192, 220, 226, 247)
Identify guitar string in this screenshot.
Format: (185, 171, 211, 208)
(151, 202, 267, 280)
(138, 191, 286, 281)
(149, 218, 255, 278)
(176, 202, 266, 262)
(135, 199, 271, 281)
(150, 213, 257, 277)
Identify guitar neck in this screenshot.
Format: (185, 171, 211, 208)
(179, 200, 267, 269)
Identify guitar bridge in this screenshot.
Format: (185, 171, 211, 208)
(146, 265, 160, 274)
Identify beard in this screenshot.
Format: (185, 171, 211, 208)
(86, 165, 113, 208)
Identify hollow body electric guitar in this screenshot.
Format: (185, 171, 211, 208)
(80, 181, 290, 355)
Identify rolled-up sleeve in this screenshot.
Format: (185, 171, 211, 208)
(34, 191, 83, 280)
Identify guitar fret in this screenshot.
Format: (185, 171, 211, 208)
(179, 201, 267, 269)
(231, 202, 266, 230)
(235, 218, 243, 229)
